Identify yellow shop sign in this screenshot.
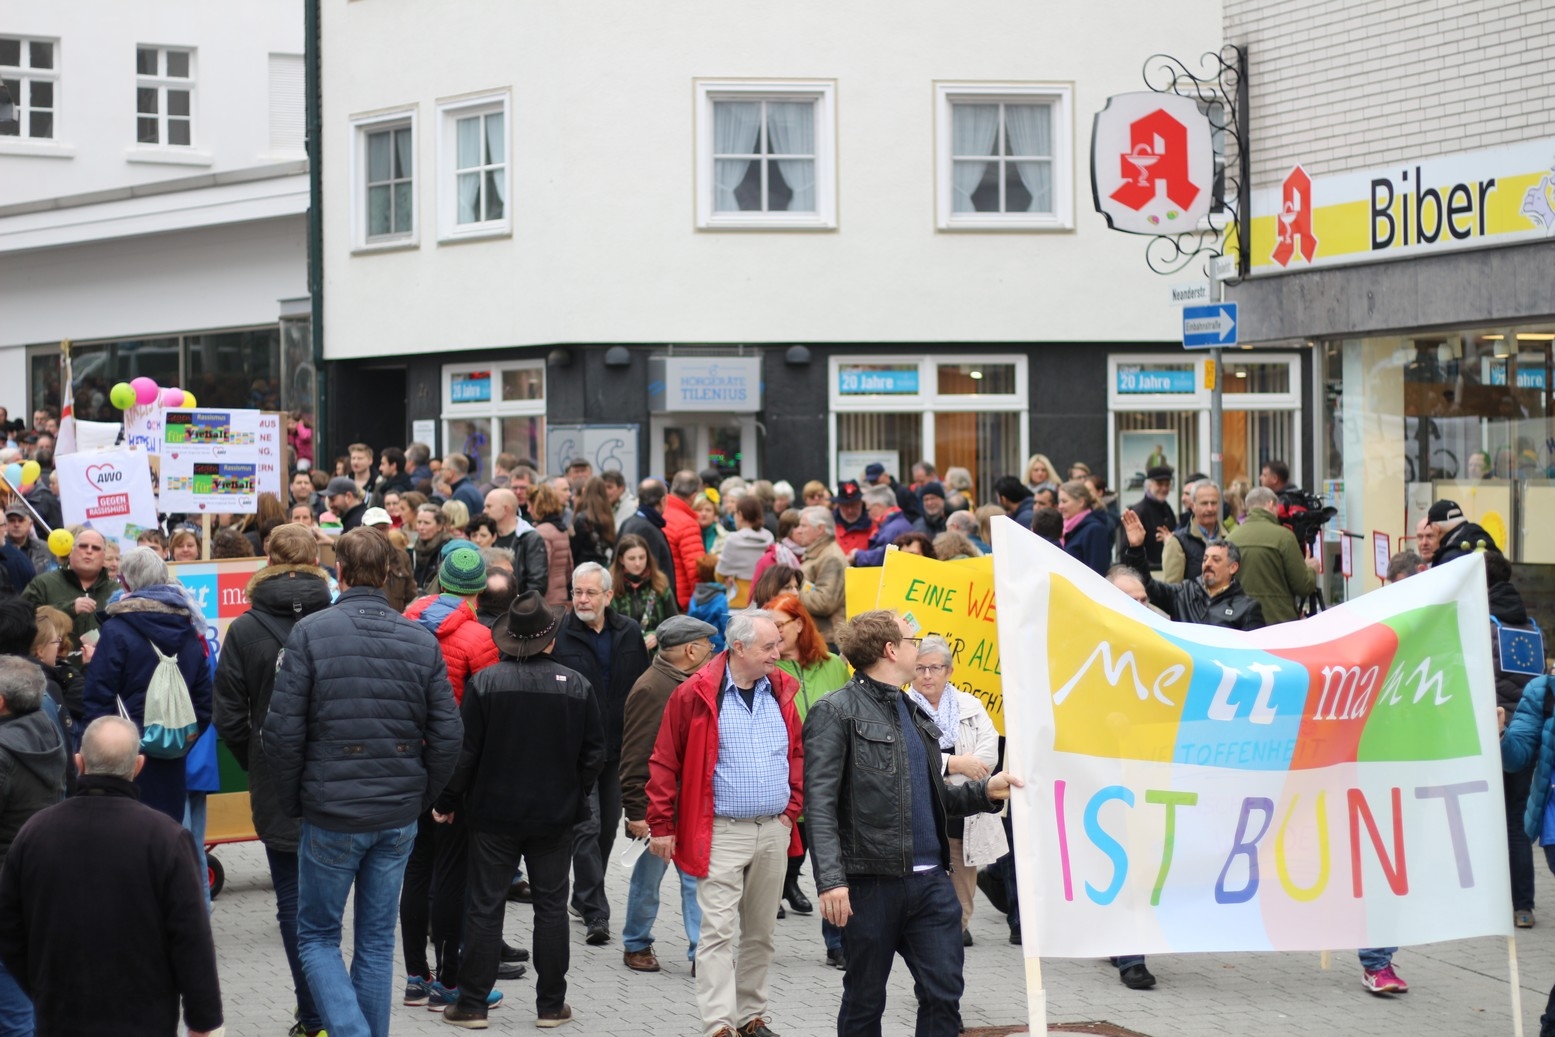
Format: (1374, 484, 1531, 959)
(1247, 138, 1555, 274)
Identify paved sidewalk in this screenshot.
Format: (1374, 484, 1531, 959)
(210, 836, 1552, 1035)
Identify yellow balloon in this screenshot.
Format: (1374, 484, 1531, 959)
(182, 391, 197, 408)
(47, 529, 74, 557)
(20, 460, 40, 484)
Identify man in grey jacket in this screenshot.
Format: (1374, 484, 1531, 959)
(263, 527, 463, 1037)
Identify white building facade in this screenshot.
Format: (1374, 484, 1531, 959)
(0, 2, 309, 433)
(321, 0, 1274, 494)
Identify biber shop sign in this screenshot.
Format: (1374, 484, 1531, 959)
(1092, 92, 1215, 236)
(1250, 137, 1555, 274)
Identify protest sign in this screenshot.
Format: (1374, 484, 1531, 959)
(54, 447, 159, 549)
(140, 408, 283, 513)
(169, 557, 268, 655)
(844, 566, 884, 621)
(993, 516, 1509, 961)
(875, 550, 1004, 732)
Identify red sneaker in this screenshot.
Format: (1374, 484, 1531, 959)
(1362, 964, 1409, 994)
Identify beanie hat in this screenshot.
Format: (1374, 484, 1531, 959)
(439, 546, 487, 596)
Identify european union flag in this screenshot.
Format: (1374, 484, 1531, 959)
(1495, 620, 1546, 677)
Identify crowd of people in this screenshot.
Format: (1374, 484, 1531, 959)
(0, 414, 1547, 1036)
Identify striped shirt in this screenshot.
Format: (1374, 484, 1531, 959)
(712, 666, 791, 818)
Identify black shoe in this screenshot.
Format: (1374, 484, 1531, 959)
(585, 921, 610, 946)
(826, 947, 847, 970)
(507, 880, 532, 903)
(782, 878, 813, 914)
(501, 943, 529, 963)
(776, 904, 786, 919)
(496, 961, 527, 980)
(442, 1002, 489, 1028)
(1119, 963, 1156, 990)
(976, 868, 1011, 916)
(962, 929, 973, 947)
(1008, 928, 1022, 945)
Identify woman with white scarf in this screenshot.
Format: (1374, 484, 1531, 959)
(908, 635, 1005, 945)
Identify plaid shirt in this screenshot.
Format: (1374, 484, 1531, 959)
(711, 666, 791, 818)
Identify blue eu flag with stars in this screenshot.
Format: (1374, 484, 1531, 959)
(1493, 617, 1546, 677)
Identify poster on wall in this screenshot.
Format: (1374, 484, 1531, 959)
(545, 425, 640, 484)
(837, 450, 901, 485)
(1116, 430, 1180, 493)
(54, 448, 160, 550)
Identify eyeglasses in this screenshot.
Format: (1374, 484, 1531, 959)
(774, 616, 798, 630)
(573, 588, 605, 600)
(901, 636, 922, 647)
(914, 663, 947, 675)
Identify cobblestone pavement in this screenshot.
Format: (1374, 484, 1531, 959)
(211, 836, 1552, 1036)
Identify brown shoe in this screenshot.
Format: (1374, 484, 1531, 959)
(536, 1002, 572, 1028)
(739, 1018, 779, 1037)
(623, 946, 661, 972)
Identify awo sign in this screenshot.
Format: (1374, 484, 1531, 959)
(54, 447, 159, 546)
(1092, 92, 1215, 236)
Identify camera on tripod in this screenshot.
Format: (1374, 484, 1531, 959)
(1275, 487, 1337, 552)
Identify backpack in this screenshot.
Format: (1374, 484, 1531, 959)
(127, 641, 200, 759)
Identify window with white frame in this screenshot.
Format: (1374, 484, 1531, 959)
(0, 36, 56, 139)
(828, 355, 1028, 503)
(695, 80, 836, 229)
(356, 114, 414, 244)
(440, 360, 545, 483)
(935, 82, 1072, 230)
(437, 93, 509, 240)
(136, 46, 194, 146)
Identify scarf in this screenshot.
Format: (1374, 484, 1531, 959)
(774, 537, 804, 569)
(1060, 509, 1088, 545)
(908, 687, 960, 750)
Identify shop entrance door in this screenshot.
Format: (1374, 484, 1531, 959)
(650, 415, 757, 480)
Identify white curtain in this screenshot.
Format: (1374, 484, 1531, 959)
(483, 114, 506, 221)
(393, 128, 413, 231)
(1003, 103, 1052, 213)
(713, 101, 761, 211)
(951, 104, 1000, 212)
(765, 101, 815, 212)
(456, 116, 481, 223)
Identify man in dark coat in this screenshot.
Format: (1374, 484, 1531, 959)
(434, 591, 606, 1029)
(1121, 511, 1264, 631)
(550, 560, 651, 945)
(0, 714, 222, 1037)
(262, 527, 463, 1037)
(213, 524, 334, 1037)
(619, 480, 679, 604)
(1126, 465, 1180, 572)
(1429, 498, 1498, 566)
(21, 528, 114, 639)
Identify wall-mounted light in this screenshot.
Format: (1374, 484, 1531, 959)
(969, 370, 984, 380)
(785, 345, 812, 366)
(603, 346, 632, 368)
(546, 348, 572, 367)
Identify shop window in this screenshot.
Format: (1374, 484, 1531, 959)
(440, 359, 546, 482)
(187, 329, 282, 410)
(937, 363, 1018, 396)
(836, 413, 924, 484)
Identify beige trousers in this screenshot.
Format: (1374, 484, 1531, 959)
(948, 837, 977, 929)
(694, 815, 789, 1036)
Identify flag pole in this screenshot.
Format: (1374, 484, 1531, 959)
(1510, 935, 1525, 1037)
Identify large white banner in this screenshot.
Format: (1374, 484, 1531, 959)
(992, 517, 1509, 957)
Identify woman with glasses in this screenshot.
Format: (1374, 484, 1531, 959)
(764, 591, 853, 964)
(908, 634, 1005, 947)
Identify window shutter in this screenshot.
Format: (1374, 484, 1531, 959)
(268, 53, 304, 154)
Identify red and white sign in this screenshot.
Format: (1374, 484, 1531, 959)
(55, 447, 159, 549)
(1092, 92, 1215, 236)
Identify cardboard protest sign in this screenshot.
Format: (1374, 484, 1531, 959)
(146, 408, 283, 513)
(993, 517, 1509, 957)
(875, 550, 1003, 733)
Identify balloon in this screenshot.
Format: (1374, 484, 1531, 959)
(131, 376, 159, 406)
(182, 391, 198, 408)
(20, 460, 40, 485)
(47, 529, 73, 557)
(2, 463, 20, 488)
(110, 382, 136, 410)
(19, 483, 34, 494)
(161, 387, 185, 407)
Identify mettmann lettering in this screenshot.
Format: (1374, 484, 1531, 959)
(1371, 165, 1496, 250)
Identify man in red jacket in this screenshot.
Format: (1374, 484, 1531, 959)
(646, 609, 803, 1037)
(665, 470, 710, 610)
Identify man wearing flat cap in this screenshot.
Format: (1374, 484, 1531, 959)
(619, 616, 719, 974)
(1126, 465, 1179, 572)
(435, 591, 606, 1030)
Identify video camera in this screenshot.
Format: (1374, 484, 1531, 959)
(1276, 487, 1337, 551)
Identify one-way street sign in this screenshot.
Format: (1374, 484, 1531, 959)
(1182, 302, 1238, 348)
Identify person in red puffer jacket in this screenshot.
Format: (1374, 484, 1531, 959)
(664, 472, 709, 611)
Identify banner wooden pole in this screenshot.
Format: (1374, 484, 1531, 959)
(1510, 936, 1525, 1037)
(202, 513, 212, 561)
(1319, 950, 1332, 970)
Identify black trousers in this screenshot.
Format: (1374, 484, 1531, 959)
(570, 759, 621, 923)
(399, 809, 468, 985)
(1507, 764, 1536, 912)
(461, 827, 573, 1016)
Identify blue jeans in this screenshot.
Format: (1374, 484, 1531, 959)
(266, 846, 322, 1031)
(1358, 947, 1397, 971)
(296, 819, 417, 1037)
(622, 843, 700, 958)
(0, 959, 32, 1037)
(183, 792, 209, 909)
(839, 871, 965, 1037)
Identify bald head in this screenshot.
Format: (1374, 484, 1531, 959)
(484, 488, 519, 533)
(79, 716, 143, 780)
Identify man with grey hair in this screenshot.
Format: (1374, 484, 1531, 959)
(851, 485, 913, 568)
(1228, 485, 1318, 624)
(946, 510, 989, 554)
(1122, 510, 1264, 631)
(646, 609, 802, 1037)
(1162, 480, 1227, 584)
(443, 452, 486, 516)
(791, 506, 847, 642)
(0, 715, 222, 1037)
(551, 560, 652, 945)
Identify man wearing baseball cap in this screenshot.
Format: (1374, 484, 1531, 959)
(1427, 499, 1497, 567)
(3, 503, 52, 577)
(832, 481, 873, 557)
(324, 477, 369, 533)
(436, 591, 606, 1030)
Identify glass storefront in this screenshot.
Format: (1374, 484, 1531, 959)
(440, 359, 546, 482)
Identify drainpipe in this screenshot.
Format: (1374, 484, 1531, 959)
(305, 0, 329, 461)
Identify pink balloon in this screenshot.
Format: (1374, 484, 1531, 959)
(161, 387, 185, 407)
(130, 377, 160, 406)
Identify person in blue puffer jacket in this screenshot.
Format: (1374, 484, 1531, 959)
(1500, 673, 1555, 1037)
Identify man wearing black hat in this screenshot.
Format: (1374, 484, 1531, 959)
(437, 591, 607, 1030)
(913, 482, 948, 538)
(1428, 499, 1497, 567)
(1127, 466, 1179, 572)
(833, 481, 874, 557)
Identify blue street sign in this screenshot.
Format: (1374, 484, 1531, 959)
(1182, 302, 1238, 348)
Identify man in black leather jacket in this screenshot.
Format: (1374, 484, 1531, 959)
(802, 610, 1018, 1037)
(1121, 510, 1265, 631)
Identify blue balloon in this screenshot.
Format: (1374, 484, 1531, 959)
(2, 463, 21, 488)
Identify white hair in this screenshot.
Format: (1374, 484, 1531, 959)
(81, 716, 142, 780)
(863, 486, 895, 508)
(119, 547, 171, 591)
(917, 635, 955, 669)
(726, 608, 776, 650)
(573, 560, 613, 592)
(799, 506, 834, 538)
(772, 481, 795, 501)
